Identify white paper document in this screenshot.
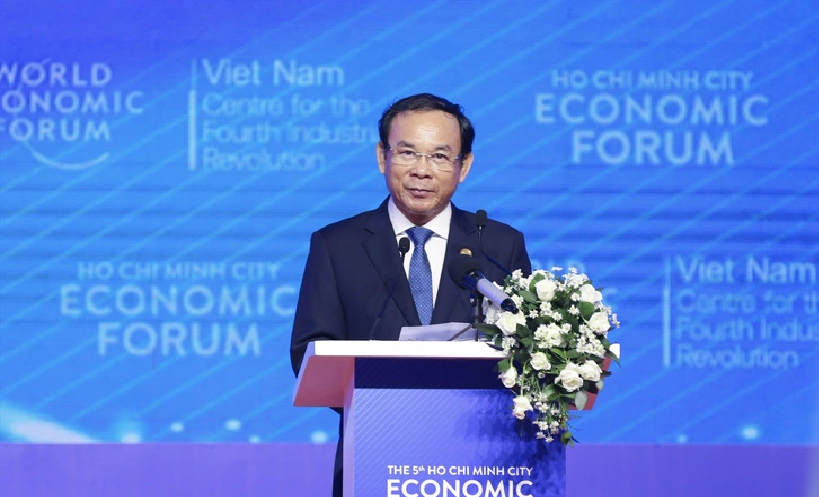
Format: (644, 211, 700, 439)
(398, 322, 484, 341)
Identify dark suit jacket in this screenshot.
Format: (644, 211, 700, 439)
(288, 198, 531, 496)
(290, 198, 532, 375)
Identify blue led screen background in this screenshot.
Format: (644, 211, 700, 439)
(0, 0, 817, 446)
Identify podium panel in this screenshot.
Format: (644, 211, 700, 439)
(345, 357, 566, 497)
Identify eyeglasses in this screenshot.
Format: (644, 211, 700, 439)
(387, 145, 462, 172)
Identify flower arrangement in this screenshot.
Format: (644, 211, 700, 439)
(477, 267, 620, 445)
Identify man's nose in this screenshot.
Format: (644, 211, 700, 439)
(410, 157, 434, 176)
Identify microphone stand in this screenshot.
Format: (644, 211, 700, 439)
(471, 291, 485, 341)
(448, 291, 485, 341)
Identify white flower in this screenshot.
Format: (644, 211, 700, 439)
(529, 352, 551, 371)
(484, 301, 500, 324)
(497, 311, 527, 336)
(537, 324, 564, 348)
(591, 340, 606, 357)
(564, 272, 586, 288)
(587, 311, 611, 334)
(512, 395, 533, 420)
(555, 362, 584, 392)
(535, 278, 557, 301)
(576, 336, 606, 358)
(485, 307, 499, 324)
(579, 283, 603, 304)
(499, 367, 517, 388)
(488, 265, 619, 445)
(578, 361, 602, 382)
(532, 269, 550, 279)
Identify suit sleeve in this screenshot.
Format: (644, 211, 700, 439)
(510, 229, 533, 277)
(289, 230, 346, 377)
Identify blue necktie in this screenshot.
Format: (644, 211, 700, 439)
(407, 227, 434, 325)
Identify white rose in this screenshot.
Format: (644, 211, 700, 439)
(499, 367, 517, 388)
(564, 361, 582, 374)
(555, 363, 584, 392)
(512, 395, 533, 420)
(529, 352, 551, 371)
(541, 324, 564, 348)
(578, 360, 602, 382)
(497, 311, 526, 336)
(484, 301, 500, 324)
(587, 311, 611, 333)
(578, 283, 603, 304)
(535, 278, 557, 302)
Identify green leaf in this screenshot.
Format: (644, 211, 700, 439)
(580, 301, 595, 319)
(529, 273, 545, 290)
(475, 323, 499, 335)
(519, 290, 538, 303)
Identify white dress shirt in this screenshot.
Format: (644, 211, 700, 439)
(387, 198, 451, 307)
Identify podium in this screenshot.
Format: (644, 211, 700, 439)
(294, 340, 597, 497)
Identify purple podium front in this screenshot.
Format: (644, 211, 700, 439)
(294, 340, 568, 497)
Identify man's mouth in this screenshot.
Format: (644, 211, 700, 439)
(407, 186, 432, 194)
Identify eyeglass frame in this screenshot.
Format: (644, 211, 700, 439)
(385, 144, 464, 171)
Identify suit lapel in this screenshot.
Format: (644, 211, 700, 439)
(431, 206, 477, 324)
(362, 200, 420, 329)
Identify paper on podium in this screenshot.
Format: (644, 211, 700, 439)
(398, 322, 478, 341)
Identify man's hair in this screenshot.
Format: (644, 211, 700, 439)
(378, 93, 475, 155)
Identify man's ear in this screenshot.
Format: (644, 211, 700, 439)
(458, 152, 474, 183)
(376, 142, 387, 174)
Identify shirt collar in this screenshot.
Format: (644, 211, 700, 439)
(387, 197, 451, 240)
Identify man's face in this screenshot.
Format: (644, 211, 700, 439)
(376, 110, 473, 225)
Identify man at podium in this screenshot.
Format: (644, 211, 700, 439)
(290, 92, 532, 496)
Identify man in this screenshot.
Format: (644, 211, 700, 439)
(289, 93, 531, 496)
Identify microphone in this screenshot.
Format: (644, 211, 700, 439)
(369, 237, 411, 340)
(449, 254, 518, 313)
(398, 237, 410, 264)
(476, 209, 512, 277)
